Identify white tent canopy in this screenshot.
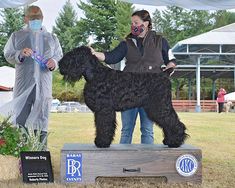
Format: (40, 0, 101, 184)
(225, 92, 235, 101)
(1, 0, 235, 10)
(0, 66, 15, 107)
(0, 66, 15, 88)
(0, 92, 13, 107)
(177, 23, 235, 45)
(0, 0, 36, 8)
(121, 0, 235, 10)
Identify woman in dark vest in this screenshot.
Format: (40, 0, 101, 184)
(91, 10, 176, 144)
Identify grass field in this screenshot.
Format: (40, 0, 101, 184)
(0, 112, 235, 188)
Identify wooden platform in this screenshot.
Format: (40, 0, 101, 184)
(60, 144, 202, 184)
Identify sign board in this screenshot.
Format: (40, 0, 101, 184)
(20, 151, 53, 183)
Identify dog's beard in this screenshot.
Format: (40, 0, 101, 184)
(60, 59, 83, 83)
(63, 73, 82, 84)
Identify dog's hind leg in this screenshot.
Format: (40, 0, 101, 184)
(94, 109, 117, 148)
(145, 106, 188, 147)
(144, 91, 188, 148)
(159, 110, 188, 148)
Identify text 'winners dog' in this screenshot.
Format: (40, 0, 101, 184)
(59, 46, 188, 148)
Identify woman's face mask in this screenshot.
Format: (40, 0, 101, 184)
(28, 19, 42, 32)
(131, 24, 145, 36)
(131, 15, 146, 36)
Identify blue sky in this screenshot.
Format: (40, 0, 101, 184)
(33, 0, 165, 32)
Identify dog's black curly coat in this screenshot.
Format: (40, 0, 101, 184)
(59, 46, 188, 148)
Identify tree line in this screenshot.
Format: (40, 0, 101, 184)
(1, 0, 235, 101)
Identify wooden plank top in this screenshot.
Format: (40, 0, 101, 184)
(61, 144, 201, 152)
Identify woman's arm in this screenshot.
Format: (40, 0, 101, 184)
(162, 37, 176, 70)
(91, 41, 128, 64)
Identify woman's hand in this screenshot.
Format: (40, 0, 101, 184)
(163, 62, 176, 76)
(89, 46, 105, 61)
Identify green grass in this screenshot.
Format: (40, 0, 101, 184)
(0, 112, 235, 188)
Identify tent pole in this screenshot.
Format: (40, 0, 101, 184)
(188, 78, 192, 100)
(195, 57, 201, 112)
(234, 68, 235, 90)
(212, 79, 216, 100)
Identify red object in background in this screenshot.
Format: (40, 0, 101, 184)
(0, 138, 6, 146)
(0, 85, 13, 91)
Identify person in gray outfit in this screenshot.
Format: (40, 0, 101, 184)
(4, 5, 63, 147)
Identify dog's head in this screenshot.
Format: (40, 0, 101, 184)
(59, 46, 97, 82)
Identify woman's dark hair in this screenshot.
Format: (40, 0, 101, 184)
(132, 10, 152, 29)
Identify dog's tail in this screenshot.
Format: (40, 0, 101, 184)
(163, 67, 175, 77)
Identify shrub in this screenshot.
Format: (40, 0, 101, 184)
(0, 117, 29, 157)
(0, 117, 47, 157)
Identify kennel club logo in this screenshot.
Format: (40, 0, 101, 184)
(176, 154, 198, 177)
(66, 153, 82, 182)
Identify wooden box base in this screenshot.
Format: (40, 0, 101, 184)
(60, 144, 202, 184)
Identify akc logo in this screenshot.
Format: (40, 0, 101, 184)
(175, 154, 198, 177)
(66, 153, 82, 182)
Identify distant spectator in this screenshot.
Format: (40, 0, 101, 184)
(216, 88, 226, 113)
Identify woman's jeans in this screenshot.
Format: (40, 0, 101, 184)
(120, 107, 154, 144)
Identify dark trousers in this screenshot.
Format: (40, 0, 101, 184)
(218, 102, 224, 113)
(16, 85, 36, 126)
(16, 85, 47, 149)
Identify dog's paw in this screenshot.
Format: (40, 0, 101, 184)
(94, 139, 111, 148)
(163, 138, 182, 148)
(167, 143, 181, 148)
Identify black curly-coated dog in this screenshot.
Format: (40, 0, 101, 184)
(59, 46, 188, 148)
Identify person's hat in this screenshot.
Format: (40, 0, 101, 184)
(25, 6, 43, 20)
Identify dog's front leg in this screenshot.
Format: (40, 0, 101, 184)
(94, 109, 117, 148)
